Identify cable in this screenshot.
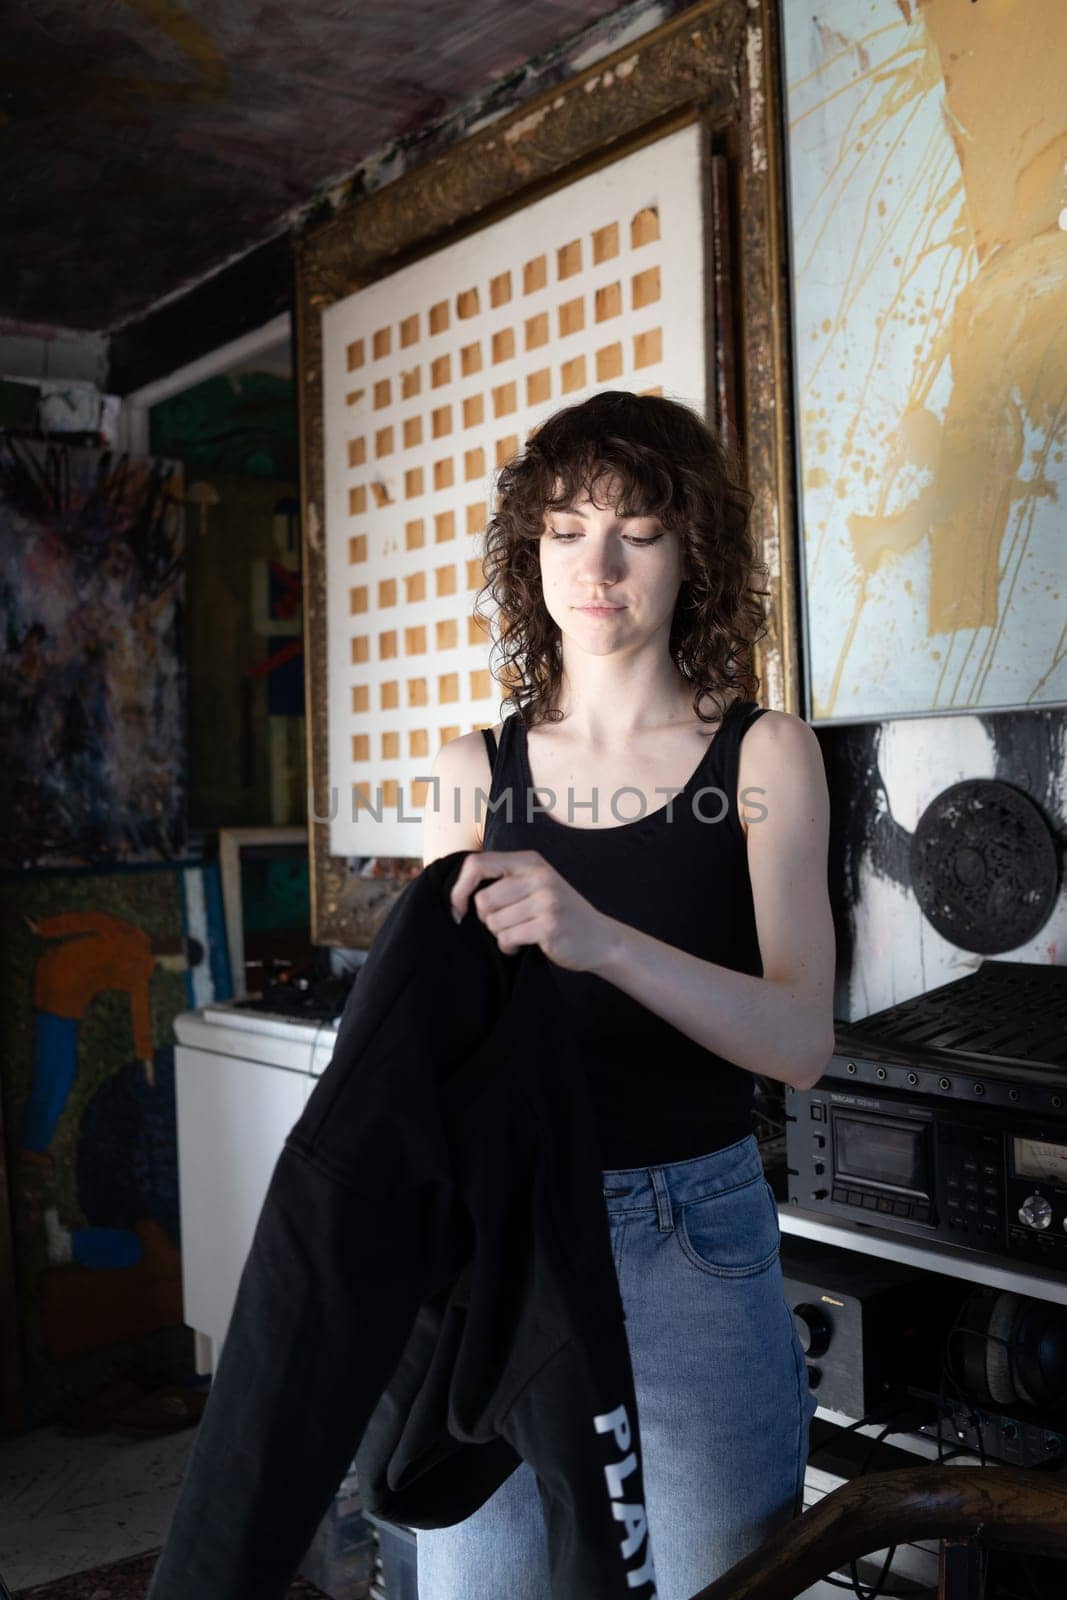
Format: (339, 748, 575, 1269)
(936, 1296, 1067, 1600)
(805, 1402, 919, 1599)
(307, 1015, 337, 1086)
(806, 1289, 1067, 1600)
(804, 1377, 1003, 1599)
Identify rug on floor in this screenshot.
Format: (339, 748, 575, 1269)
(9, 1547, 330, 1598)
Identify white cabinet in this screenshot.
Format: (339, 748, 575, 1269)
(173, 1006, 338, 1373)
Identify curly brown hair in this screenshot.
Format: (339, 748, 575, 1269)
(475, 389, 770, 728)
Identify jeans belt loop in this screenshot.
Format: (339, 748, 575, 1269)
(649, 1166, 673, 1232)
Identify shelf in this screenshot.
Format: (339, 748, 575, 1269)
(809, 1405, 986, 1465)
(778, 1205, 1067, 1306)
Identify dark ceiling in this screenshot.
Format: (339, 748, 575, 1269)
(5, 1, 635, 334)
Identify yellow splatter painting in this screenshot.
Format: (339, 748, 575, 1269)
(784, 0, 1066, 717)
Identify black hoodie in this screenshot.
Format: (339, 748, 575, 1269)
(146, 849, 659, 1600)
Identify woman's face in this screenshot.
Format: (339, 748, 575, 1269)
(538, 474, 685, 653)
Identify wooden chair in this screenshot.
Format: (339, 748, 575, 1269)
(684, 1463, 1067, 1600)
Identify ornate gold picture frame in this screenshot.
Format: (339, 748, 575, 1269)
(296, 0, 798, 945)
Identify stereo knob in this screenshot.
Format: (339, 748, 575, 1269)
(793, 1303, 831, 1358)
(1019, 1192, 1053, 1230)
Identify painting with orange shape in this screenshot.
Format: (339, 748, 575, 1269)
(783, 0, 1067, 719)
(31, 911, 156, 1061)
(4, 873, 198, 1421)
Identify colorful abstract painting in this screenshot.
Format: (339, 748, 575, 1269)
(782, 0, 1066, 720)
(0, 438, 186, 866)
(3, 874, 186, 1423)
(0, 862, 231, 1425)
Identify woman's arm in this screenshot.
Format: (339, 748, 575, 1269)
(591, 712, 836, 1091)
(421, 731, 490, 866)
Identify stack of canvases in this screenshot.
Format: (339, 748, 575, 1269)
(0, 435, 222, 1436)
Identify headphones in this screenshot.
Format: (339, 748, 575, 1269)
(949, 1286, 1067, 1414)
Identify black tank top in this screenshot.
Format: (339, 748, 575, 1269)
(480, 697, 769, 1168)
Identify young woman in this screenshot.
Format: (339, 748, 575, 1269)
(419, 389, 832, 1600)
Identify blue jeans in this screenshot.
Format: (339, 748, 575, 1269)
(416, 1133, 816, 1600)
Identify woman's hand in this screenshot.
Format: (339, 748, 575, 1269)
(449, 849, 617, 974)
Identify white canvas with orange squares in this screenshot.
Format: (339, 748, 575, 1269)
(322, 122, 706, 855)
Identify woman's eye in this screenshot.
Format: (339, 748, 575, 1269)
(548, 531, 661, 546)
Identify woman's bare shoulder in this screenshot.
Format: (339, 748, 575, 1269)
(735, 708, 824, 836)
(423, 727, 502, 864)
(745, 706, 814, 742)
(739, 707, 824, 792)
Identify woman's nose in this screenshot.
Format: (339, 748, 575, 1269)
(578, 548, 623, 582)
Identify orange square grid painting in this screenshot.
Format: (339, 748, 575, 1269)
(322, 123, 706, 854)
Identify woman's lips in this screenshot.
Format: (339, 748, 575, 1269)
(576, 605, 625, 614)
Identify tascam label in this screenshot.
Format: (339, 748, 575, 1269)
(593, 1402, 658, 1594)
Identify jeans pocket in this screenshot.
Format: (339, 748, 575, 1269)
(676, 1174, 781, 1277)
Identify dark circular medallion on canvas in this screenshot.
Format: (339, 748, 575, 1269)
(910, 779, 1058, 954)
